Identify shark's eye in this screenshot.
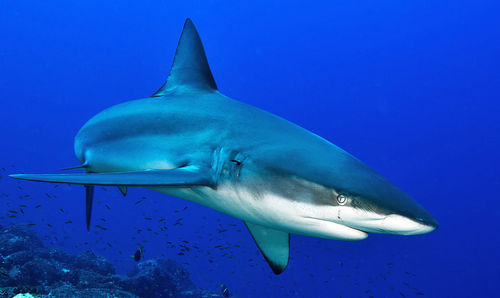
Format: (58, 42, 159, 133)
(337, 194, 347, 205)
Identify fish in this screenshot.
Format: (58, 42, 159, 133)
(132, 247, 144, 262)
(10, 18, 438, 275)
(220, 284, 230, 297)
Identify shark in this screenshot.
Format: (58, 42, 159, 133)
(10, 18, 438, 274)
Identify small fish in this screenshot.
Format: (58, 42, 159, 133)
(34, 205, 41, 208)
(221, 284, 230, 297)
(0, 272, 9, 278)
(28, 223, 36, 226)
(8, 210, 17, 214)
(95, 225, 107, 231)
(47, 224, 53, 228)
(65, 220, 72, 224)
(19, 204, 28, 208)
(135, 200, 144, 205)
(59, 208, 64, 213)
(132, 246, 144, 262)
(105, 204, 111, 210)
(144, 217, 152, 220)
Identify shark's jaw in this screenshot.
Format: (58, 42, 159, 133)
(315, 206, 438, 236)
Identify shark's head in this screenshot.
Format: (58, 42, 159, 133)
(325, 176, 439, 236)
(259, 141, 438, 239)
(311, 150, 439, 236)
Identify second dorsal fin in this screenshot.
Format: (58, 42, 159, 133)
(153, 18, 217, 96)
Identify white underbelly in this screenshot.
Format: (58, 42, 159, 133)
(150, 184, 367, 240)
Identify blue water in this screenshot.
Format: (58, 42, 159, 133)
(1, 1, 498, 297)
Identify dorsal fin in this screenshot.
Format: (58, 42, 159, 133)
(153, 18, 217, 96)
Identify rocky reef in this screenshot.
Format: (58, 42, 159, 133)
(0, 224, 223, 297)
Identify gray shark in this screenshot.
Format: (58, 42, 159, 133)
(11, 18, 437, 274)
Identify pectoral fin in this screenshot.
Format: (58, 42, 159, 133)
(245, 222, 290, 275)
(9, 166, 215, 187)
(11, 167, 215, 232)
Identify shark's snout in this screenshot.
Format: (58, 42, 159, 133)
(381, 214, 438, 235)
(357, 196, 439, 235)
(331, 205, 438, 236)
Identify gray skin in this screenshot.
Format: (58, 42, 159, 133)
(10, 18, 437, 274)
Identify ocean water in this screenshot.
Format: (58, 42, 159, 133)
(1, 1, 498, 297)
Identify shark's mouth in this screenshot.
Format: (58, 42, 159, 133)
(300, 216, 369, 240)
(306, 211, 437, 236)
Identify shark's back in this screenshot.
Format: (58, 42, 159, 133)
(75, 89, 337, 170)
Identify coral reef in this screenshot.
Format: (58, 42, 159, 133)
(0, 224, 222, 297)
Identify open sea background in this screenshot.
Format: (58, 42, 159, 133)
(1, 1, 498, 297)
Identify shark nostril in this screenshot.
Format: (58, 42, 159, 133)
(415, 216, 439, 229)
